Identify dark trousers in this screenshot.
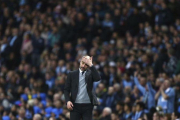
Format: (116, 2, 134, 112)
(70, 103, 94, 120)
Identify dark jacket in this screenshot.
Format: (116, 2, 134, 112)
(64, 66, 101, 106)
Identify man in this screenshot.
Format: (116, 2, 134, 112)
(163, 48, 178, 76)
(64, 55, 101, 120)
(33, 114, 41, 120)
(155, 79, 175, 113)
(100, 107, 112, 120)
(100, 86, 119, 111)
(123, 103, 133, 120)
(134, 72, 156, 110)
(133, 102, 145, 120)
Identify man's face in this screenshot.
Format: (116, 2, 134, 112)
(164, 80, 170, 90)
(80, 60, 89, 71)
(140, 77, 146, 86)
(124, 105, 129, 112)
(108, 87, 114, 95)
(136, 105, 140, 112)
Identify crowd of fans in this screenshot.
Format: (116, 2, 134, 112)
(1, 0, 180, 120)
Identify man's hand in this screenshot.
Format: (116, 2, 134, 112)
(82, 56, 93, 67)
(67, 101, 73, 110)
(160, 83, 165, 91)
(134, 71, 138, 77)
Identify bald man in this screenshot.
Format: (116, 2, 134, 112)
(33, 114, 41, 120)
(64, 55, 101, 120)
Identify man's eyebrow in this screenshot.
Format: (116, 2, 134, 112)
(82, 61, 88, 66)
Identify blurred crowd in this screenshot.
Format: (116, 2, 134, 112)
(1, 0, 180, 120)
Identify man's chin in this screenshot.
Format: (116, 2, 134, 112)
(80, 68, 85, 71)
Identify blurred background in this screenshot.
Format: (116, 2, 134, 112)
(0, 0, 180, 120)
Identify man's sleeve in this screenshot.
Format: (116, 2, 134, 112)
(64, 72, 71, 103)
(89, 66, 101, 82)
(134, 77, 146, 95)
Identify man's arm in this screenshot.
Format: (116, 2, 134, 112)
(155, 89, 161, 100)
(64, 72, 71, 103)
(90, 66, 101, 82)
(160, 88, 169, 100)
(133, 77, 146, 95)
(83, 56, 101, 82)
(160, 87, 175, 100)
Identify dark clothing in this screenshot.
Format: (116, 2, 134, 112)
(64, 66, 101, 119)
(100, 93, 119, 111)
(64, 66, 101, 105)
(100, 115, 111, 120)
(70, 103, 94, 120)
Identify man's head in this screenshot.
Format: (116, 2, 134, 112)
(12, 28, 18, 36)
(53, 93, 60, 101)
(113, 83, 121, 92)
(124, 103, 131, 112)
(135, 102, 145, 112)
(80, 55, 91, 71)
(33, 114, 41, 120)
(153, 112, 160, 120)
(108, 86, 114, 95)
(140, 76, 147, 87)
(18, 107, 26, 117)
(163, 80, 170, 90)
(98, 83, 105, 91)
(116, 102, 124, 111)
(102, 107, 112, 117)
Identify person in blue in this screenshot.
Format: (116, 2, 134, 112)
(44, 102, 53, 118)
(51, 100, 63, 118)
(100, 86, 119, 112)
(155, 79, 175, 113)
(134, 71, 156, 110)
(2, 111, 10, 120)
(133, 102, 145, 120)
(123, 103, 133, 120)
(122, 73, 134, 89)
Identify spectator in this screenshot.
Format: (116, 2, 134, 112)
(51, 100, 63, 118)
(111, 112, 120, 120)
(96, 82, 107, 101)
(133, 102, 145, 120)
(122, 72, 134, 89)
(153, 112, 160, 120)
(155, 80, 175, 113)
(33, 114, 41, 120)
(100, 86, 119, 111)
(163, 48, 178, 76)
(21, 34, 33, 55)
(123, 103, 133, 120)
(100, 107, 112, 120)
(134, 71, 156, 110)
(115, 102, 124, 119)
(2, 111, 10, 120)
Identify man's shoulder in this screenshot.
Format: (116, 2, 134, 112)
(68, 70, 79, 74)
